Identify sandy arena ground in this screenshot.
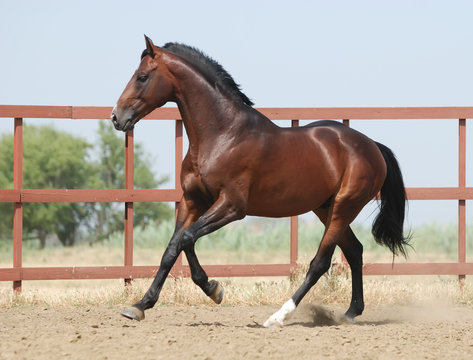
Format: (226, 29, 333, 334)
(1, 302, 473, 359)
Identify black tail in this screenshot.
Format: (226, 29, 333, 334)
(372, 142, 411, 257)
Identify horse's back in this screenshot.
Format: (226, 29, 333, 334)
(244, 118, 385, 217)
(304, 120, 384, 161)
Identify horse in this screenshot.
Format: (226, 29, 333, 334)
(111, 35, 410, 327)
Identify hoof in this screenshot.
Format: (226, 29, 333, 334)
(209, 280, 224, 304)
(263, 317, 283, 328)
(121, 307, 145, 321)
(340, 313, 356, 324)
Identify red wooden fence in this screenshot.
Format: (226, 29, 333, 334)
(1, 105, 473, 291)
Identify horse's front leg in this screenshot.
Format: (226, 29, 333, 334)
(121, 192, 244, 321)
(184, 246, 224, 304)
(180, 192, 246, 303)
(121, 197, 197, 321)
(120, 225, 184, 321)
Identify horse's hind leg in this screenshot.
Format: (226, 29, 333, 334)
(263, 197, 366, 328)
(314, 209, 364, 320)
(263, 225, 338, 328)
(338, 228, 364, 320)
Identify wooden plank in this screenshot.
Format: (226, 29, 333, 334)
(459, 200, 466, 264)
(124, 130, 134, 276)
(363, 262, 473, 276)
(0, 263, 295, 281)
(136, 264, 295, 278)
(11, 187, 473, 204)
(72, 106, 113, 119)
(70, 106, 182, 120)
(13, 118, 23, 292)
(175, 120, 183, 190)
(0, 105, 181, 120)
(0, 190, 20, 202)
(3, 262, 473, 282)
(406, 187, 473, 200)
(258, 107, 473, 120)
(145, 107, 182, 120)
(20, 189, 182, 203)
(459, 119, 466, 188)
(0, 105, 72, 119)
(2, 105, 473, 121)
(4, 266, 156, 281)
(458, 119, 467, 280)
(0, 268, 20, 281)
(20, 266, 133, 280)
(201, 264, 295, 277)
(14, 118, 23, 189)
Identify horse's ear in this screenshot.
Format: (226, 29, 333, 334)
(144, 35, 159, 58)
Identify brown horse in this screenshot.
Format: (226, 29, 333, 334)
(111, 36, 410, 327)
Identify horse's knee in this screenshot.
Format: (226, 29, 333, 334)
(351, 238, 363, 256)
(312, 256, 332, 273)
(306, 257, 332, 284)
(180, 229, 195, 250)
(161, 243, 180, 265)
(345, 251, 363, 270)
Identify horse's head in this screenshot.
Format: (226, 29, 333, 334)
(111, 36, 174, 132)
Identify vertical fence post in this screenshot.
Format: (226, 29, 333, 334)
(174, 120, 184, 273)
(340, 119, 350, 266)
(290, 120, 299, 269)
(13, 118, 23, 292)
(458, 118, 466, 283)
(124, 130, 134, 285)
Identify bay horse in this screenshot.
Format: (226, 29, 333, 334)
(111, 36, 410, 327)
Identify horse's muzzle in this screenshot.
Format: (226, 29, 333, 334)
(111, 108, 135, 132)
(111, 113, 120, 130)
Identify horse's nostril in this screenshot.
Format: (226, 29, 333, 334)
(111, 114, 118, 126)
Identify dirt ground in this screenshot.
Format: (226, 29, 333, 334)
(1, 302, 473, 360)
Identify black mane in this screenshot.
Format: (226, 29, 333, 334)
(141, 43, 254, 106)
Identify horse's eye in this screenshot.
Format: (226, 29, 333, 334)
(137, 75, 148, 83)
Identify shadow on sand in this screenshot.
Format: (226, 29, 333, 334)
(286, 303, 400, 328)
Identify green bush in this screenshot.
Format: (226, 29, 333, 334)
(2, 219, 472, 264)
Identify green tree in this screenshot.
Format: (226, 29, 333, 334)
(0, 122, 172, 248)
(0, 125, 93, 248)
(0, 133, 14, 237)
(88, 122, 172, 242)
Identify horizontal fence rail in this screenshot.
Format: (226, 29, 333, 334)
(1, 105, 473, 290)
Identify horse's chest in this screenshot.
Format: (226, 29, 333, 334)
(181, 163, 221, 203)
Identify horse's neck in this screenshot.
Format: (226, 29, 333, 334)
(173, 66, 246, 148)
(168, 59, 276, 157)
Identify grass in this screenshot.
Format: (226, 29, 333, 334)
(1, 264, 472, 309)
(1, 216, 471, 267)
(1, 217, 473, 309)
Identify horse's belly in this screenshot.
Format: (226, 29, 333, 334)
(246, 187, 331, 218)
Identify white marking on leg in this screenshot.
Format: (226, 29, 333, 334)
(263, 299, 296, 328)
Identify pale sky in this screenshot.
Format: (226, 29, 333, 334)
(1, 0, 473, 226)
